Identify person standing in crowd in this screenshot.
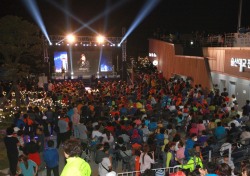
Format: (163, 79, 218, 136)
(57, 115, 69, 148)
(77, 118, 88, 143)
(71, 107, 80, 138)
(61, 139, 91, 176)
(44, 106, 55, 136)
(4, 127, 19, 176)
(184, 133, 197, 160)
(140, 144, 155, 172)
(242, 100, 250, 119)
(98, 145, 112, 176)
(25, 139, 41, 170)
(43, 140, 59, 176)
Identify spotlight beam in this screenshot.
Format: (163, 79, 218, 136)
(74, 0, 127, 34)
(45, 0, 98, 34)
(119, 0, 161, 45)
(22, 0, 52, 44)
(46, 0, 127, 35)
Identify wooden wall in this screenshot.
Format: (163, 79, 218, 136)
(149, 39, 212, 89)
(203, 47, 250, 80)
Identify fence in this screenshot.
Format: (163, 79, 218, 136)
(117, 165, 181, 176)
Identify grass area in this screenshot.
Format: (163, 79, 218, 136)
(0, 138, 8, 171)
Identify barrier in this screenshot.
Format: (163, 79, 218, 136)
(117, 165, 181, 176)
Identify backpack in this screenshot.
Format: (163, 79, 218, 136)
(121, 151, 131, 163)
(95, 150, 106, 164)
(123, 155, 131, 163)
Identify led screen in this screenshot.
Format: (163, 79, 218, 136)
(54, 51, 69, 73)
(72, 50, 112, 76)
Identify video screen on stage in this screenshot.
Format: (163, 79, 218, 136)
(54, 51, 69, 73)
(72, 50, 112, 76)
(100, 53, 113, 72)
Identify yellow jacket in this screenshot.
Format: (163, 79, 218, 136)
(181, 156, 203, 172)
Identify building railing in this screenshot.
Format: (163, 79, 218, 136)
(117, 165, 181, 176)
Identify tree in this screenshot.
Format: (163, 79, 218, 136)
(0, 15, 43, 107)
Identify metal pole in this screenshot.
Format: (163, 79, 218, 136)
(237, 0, 243, 32)
(209, 150, 212, 162)
(229, 144, 232, 162)
(117, 55, 118, 72)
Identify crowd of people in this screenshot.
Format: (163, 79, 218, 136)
(2, 71, 250, 176)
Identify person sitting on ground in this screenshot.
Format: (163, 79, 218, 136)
(241, 160, 250, 176)
(218, 154, 235, 173)
(165, 142, 177, 168)
(240, 126, 250, 145)
(176, 140, 185, 164)
(130, 129, 142, 145)
(214, 122, 226, 140)
(215, 163, 232, 176)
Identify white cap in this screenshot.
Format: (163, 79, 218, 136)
(42, 116, 47, 120)
(14, 127, 20, 133)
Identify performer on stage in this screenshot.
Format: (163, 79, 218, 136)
(78, 54, 89, 68)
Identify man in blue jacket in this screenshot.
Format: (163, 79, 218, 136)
(43, 140, 59, 176)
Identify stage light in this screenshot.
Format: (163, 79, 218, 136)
(96, 35, 105, 44)
(49, 42, 53, 46)
(66, 34, 76, 43)
(117, 44, 121, 47)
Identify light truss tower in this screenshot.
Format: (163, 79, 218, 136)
(121, 27, 127, 81)
(47, 35, 122, 45)
(121, 28, 127, 62)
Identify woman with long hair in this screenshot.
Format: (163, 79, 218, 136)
(140, 144, 155, 172)
(17, 154, 38, 176)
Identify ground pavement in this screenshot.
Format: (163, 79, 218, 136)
(0, 134, 123, 176)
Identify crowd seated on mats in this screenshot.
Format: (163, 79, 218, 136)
(2, 71, 250, 176)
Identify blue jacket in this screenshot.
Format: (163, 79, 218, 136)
(184, 138, 195, 160)
(43, 147, 59, 168)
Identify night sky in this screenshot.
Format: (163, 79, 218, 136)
(0, 0, 250, 56)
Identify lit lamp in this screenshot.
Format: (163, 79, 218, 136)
(96, 35, 105, 44)
(66, 34, 76, 43)
(153, 60, 158, 66)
